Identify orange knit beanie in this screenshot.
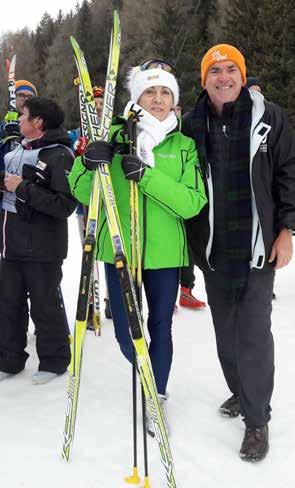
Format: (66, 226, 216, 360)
(201, 44, 246, 87)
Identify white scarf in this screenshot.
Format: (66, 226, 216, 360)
(123, 101, 178, 167)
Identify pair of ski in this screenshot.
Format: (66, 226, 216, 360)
(61, 10, 177, 488)
(74, 75, 101, 334)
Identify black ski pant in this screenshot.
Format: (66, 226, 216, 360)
(203, 269, 275, 428)
(180, 245, 196, 289)
(0, 259, 71, 374)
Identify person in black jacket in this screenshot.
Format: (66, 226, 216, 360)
(183, 44, 295, 462)
(0, 97, 76, 384)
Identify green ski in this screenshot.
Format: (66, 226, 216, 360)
(61, 10, 120, 462)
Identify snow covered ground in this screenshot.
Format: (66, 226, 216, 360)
(1, 214, 295, 488)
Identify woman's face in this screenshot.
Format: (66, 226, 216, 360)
(138, 85, 174, 121)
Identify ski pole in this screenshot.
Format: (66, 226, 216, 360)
(124, 348, 141, 485)
(125, 108, 151, 487)
(132, 111, 151, 487)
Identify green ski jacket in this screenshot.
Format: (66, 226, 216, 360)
(69, 122, 207, 269)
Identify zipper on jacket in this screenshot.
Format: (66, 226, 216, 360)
(180, 219, 187, 266)
(222, 124, 228, 138)
(142, 195, 147, 268)
(2, 209, 7, 258)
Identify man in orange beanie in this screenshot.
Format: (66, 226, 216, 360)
(182, 43, 295, 462)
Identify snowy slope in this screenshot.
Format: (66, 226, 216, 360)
(1, 214, 294, 488)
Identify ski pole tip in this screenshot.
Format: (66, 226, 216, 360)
(124, 467, 141, 485)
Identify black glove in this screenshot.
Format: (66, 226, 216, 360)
(121, 155, 146, 183)
(4, 121, 20, 140)
(82, 141, 114, 170)
(22, 161, 51, 187)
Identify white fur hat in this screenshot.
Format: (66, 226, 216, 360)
(126, 66, 179, 105)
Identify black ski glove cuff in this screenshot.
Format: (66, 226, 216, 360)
(4, 121, 20, 140)
(22, 161, 51, 187)
(121, 155, 146, 183)
(82, 141, 114, 170)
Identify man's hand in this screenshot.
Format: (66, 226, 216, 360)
(269, 228, 293, 269)
(4, 173, 22, 192)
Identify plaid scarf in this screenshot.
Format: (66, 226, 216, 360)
(192, 88, 253, 297)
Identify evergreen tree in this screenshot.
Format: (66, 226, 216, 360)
(33, 13, 57, 93)
(222, 0, 295, 125)
(1, 0, 293, 128)
(44, 14, 78, 129)
(152, 0, 215, 110)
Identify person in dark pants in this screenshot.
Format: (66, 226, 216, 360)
(183, 44, 295, 461)
(178, 246, 206, 310)
(174, 105, 206, 311)
(69, 59, 207, 432)
(0, 97, 76, 384)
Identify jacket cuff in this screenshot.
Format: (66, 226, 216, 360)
(15, 180, 30, 201)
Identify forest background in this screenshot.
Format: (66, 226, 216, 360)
(0, 0, 294, 129)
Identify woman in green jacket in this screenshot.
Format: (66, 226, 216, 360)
(69, 59, 207, 413)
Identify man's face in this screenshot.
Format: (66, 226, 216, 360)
(15, 90, 35, 114)
(94, 97, 103, 117)
(19, 107, 42, 139)
(204, 60, 243, 114)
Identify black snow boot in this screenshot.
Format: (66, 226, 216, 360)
(87, 303, 95, 331)
(240, 425, 269, 462)
(219, 394, 240, 418)
(104, 298, 112, 319)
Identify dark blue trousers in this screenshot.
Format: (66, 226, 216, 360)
(105, 264, 179, 394)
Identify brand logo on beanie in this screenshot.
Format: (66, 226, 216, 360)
(147, 74, 160, 81)
(212, 50, 227, 62)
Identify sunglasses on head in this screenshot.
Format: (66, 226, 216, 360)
(140, 59, 174, 73)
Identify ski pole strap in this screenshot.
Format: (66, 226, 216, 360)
(127, 108, 140, 156)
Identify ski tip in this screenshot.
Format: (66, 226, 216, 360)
(61, 451, 70, 463)
(113, 9, 120, 28)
